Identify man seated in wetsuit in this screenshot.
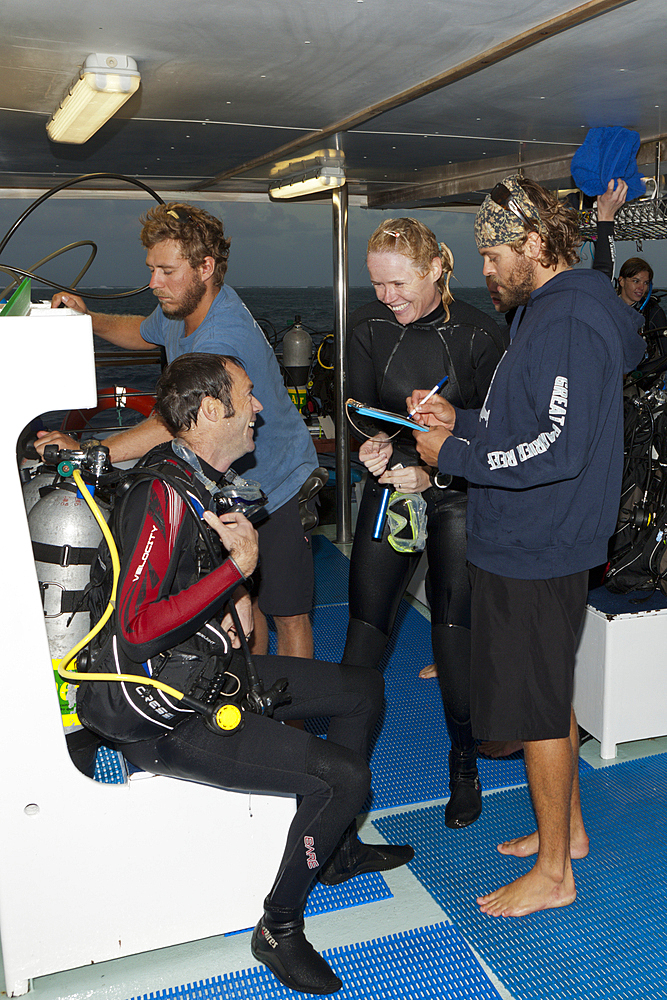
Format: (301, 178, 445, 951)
(76, 352, 413, 996)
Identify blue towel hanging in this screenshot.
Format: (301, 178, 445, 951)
(571, 126, 646, 201)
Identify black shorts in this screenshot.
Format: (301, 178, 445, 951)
(469, 565, 589, 742)
(254, 493, 314, 617)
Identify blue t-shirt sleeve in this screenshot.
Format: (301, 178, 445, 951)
(140, 307, 165, 346)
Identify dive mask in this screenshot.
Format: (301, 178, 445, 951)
(387, 491, 427, 553)
(172, 439, 268, 524)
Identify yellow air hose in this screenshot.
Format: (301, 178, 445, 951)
(55, 467, 190, 704)
(316, 335, 334, 370)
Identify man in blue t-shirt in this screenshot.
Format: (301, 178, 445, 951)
(39, 203, 318, 659)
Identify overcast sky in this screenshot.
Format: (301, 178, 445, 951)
(1, 195, 666, 293)
(0, 196, 484, 291)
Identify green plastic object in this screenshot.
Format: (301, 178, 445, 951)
(0, 277, 31, 317)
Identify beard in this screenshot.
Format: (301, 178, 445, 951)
(158, 277, 207, 320)
(496, 253, 537, 311)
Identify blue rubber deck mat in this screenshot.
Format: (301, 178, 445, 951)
(373, 754, 667, 1000)
(95, 744, 126, 783)
(223, 871, 392, 932)
(129, 922, 502, 1000)
(281, 599, 590, 810)
(311, 533, 350, 606)
(304, 871, 391, 918)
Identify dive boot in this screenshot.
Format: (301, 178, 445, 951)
(318, 821, 414, 885)
(445, 746, 482, 829)
(430, 624, 483, 830)
(251, 901, 341, 995)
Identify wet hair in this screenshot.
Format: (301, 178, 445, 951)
(618, 256, 654, 285)
(367, 217, 455, 321)
(155, 353, 245, 436)
(508, 177, 581, 269)
(140, 203, 231, 286)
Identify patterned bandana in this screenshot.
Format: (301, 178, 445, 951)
(474, 174, 541, 250)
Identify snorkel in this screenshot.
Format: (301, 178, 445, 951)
(638, 280, 653, 314)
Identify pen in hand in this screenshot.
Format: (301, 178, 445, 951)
(408, 375, 449, 417)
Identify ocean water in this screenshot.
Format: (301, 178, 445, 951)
(236, 284, 499, 334)
(34, 283, 496, 426)
(38, 283, 496, 330)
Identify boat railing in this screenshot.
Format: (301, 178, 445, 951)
(94, 349, 162, 367)
(60, 384, 157, 434)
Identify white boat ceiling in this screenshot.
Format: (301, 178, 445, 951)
(2, 0, 666, 206)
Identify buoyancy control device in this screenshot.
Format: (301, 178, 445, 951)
(28, 442, 289, 737)
(606, 363, 667, 595)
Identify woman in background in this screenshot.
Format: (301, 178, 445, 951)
(343, 218, 506, 828)
(618, 256, 667, 359)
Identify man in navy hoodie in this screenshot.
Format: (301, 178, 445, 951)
(411, 175, 645, 919)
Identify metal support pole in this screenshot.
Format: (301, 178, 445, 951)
(656, 141, 662, 197)
(332, 181, 351, 543)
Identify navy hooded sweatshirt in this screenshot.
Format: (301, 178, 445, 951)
(438, 268, 645, 579)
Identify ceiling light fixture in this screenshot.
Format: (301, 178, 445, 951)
(269, 149, 346, 200)
(46, 54, 141, 145)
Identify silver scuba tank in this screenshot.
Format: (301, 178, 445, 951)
(282, 315, 312, 410)
(21, 462, 59, 515)
(28, 480, 111, 731)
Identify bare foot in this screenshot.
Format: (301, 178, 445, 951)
(477, 867, 577, 917)
(418, 663, 438, 679)
(478, 740, 523, 758)
(498, 830, 590, 860)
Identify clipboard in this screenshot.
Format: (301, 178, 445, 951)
(346, 398, 430, 432)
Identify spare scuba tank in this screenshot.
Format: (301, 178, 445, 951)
(28, 476, 112, 732)
(282, 315, 312, 411)
(21, 461, 59, 515)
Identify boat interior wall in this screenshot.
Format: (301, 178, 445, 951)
(1, 315, 295, 997)
(3, 0, 667, 206)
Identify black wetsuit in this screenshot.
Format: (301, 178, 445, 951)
(594, 220, 615, 281)
(77, 443, 383, 914)
(592, 221, 666, 359)
(584, 219, 667, 356)
(343, 299, 506, 741)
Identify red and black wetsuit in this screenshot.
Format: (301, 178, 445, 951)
(77, 442, 383, 913)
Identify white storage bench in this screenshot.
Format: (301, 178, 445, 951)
(1, 316, 295, 997)
(573, 585, 667, 759)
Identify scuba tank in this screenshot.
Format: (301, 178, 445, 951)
(282, 315, 312, 411)
(28, 458, 112, 732)
(21, 461, 59, 515)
